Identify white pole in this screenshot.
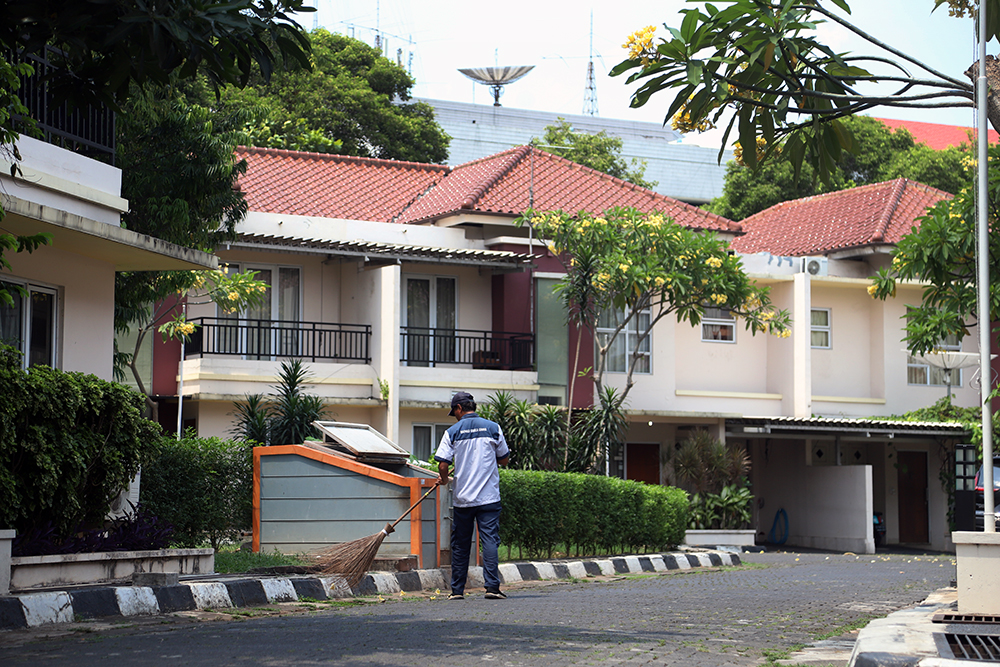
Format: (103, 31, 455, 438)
(976, 4, 995, 532)
(176, 300, 186, 440)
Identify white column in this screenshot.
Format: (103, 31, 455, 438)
(793, 272, 812, 418)
(377, 264, 401, 442)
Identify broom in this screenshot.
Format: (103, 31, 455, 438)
(315, 483, 439, 588)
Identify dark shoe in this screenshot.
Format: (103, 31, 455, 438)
(448, 593, 464, 600)
(484, 590, 507, 600)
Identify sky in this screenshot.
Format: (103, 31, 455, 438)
(306, 1, 986, 148)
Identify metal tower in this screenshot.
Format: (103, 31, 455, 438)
(583, 11, 599, 116)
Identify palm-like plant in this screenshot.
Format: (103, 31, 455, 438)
(269, 359, 326, 446)
(230, 393, 273, 445)
(229, 359, 329, 446)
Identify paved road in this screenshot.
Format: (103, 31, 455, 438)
(0, 551, 956, 667)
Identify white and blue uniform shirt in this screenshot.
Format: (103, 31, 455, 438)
(434, 413, 509, 508)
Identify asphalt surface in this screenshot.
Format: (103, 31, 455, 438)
(0, 550, 957, 667)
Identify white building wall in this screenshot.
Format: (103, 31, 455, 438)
(5, 239, 116, 379)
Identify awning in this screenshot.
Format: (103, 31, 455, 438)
(233, 232, 533, 269)
(728, 415, 970, 439)
(1, 195, 218, 271)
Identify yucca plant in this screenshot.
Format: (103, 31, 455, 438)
(230, 393, 272, 445)
(229, 359, 329, 446)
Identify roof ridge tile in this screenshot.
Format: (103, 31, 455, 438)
(460, 146, 531, 209)
(872, 178, 907, 242)
(235, 145, 451, 173)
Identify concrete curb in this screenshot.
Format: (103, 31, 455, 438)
(847, 589, 959, 667)
(0, 550, 740, 630)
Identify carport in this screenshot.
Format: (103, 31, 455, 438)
(726, 417, 969, 554)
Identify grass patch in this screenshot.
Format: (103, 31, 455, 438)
(214, 546, 308, 573)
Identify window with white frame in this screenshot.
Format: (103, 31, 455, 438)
(811, 308, 832, 348)
(701, 307, 735, 343)
(402, 275, 457, 366)
(597, 307, 651, 373)
(907, 333, 962, 386)
(412, 423, 451, 462)
(216, 263, 302, 359)
(0, 280, 57, 369)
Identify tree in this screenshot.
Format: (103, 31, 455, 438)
(522, 207, 791, 404)
(611, 1, 995, 180)
(709, 116, 970, 220)
(118, 268, 267, 416)
(533, 119, 656, 189)
(114, 87, 269, 408)
(0, 56, 50, 304)
(191, 30, 450, 163)
(869, 146, 996, 355)
(230, 359, 329, 446)
(613, 0, 998, 362)
(0, 0, 312, 109)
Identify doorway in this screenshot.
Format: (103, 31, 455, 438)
(626, 443, 661, 485)
(896, 450, 928, 543)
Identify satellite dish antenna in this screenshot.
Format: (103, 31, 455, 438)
(458, 65, 535, 106)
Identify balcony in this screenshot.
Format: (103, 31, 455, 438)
(400, 327, 534, 370)
(184, 317, 371, 363)
(14, 46, 116, 162)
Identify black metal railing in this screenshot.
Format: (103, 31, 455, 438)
(13, 46, 116, 162)
(400, 327, 534, 370)
(185, 317, 371, 363)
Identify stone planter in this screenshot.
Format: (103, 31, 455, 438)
(10, 548, 214, 592)
(952, 531, 1000, 614)
(685, 529, 756, 548)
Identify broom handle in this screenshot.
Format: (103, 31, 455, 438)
(388, 483, 439, 530)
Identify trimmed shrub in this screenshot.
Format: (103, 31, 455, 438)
(141, 434, 252, 549)
(498, 469, 687, 558)
(0, 346, 161, 538)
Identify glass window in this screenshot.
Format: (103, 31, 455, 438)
(702, 307, 735, 343)
(0, 280, 57, 369)
(402, 275, 457, 366)
(412, 423, 450, 462)
(536, 278, 568, 404)
(811, 308, 831, 349)
(907, 333, 961, 386)
(215, 264, 302, 360)
(597, 307, 651, 374)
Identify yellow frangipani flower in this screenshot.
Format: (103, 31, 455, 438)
(623, 26, 658, 65)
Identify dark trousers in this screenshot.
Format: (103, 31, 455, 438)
(450, 501, 502, 594)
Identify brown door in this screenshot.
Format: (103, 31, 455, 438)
(897, 451, 929, 543)
(626, 443, 661, 485)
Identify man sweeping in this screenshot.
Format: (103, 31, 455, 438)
(435, 391, 509, 600)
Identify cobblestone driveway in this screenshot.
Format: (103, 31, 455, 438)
(0, 551, 957, 666)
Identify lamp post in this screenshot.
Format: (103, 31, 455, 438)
(976, 2, 995, 533)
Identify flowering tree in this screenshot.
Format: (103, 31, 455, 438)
(121, 269, 267, 417)
(522, 207, 791, 405)
(611, 1, 997, 181)
(868, 148, 1000, 356)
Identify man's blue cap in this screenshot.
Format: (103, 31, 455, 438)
(449, 391, 474, 416)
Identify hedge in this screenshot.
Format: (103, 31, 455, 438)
(498, 469, 688, 558)
(140, 434, 253, 549)
(0, 346, 161, 537)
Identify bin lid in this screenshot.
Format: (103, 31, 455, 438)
(311, 421, 410, 464)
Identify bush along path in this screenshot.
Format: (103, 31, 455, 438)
(0, 549, 740, 630)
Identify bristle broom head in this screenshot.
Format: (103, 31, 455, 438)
(314, 530, 388, 589)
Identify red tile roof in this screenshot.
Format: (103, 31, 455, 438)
(236, 145, 739, 233)
(730, 178, 952, 256)
(398, 146, 738, 232)
(875, 117, 997, 151)
(235, 147, 448, 223)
